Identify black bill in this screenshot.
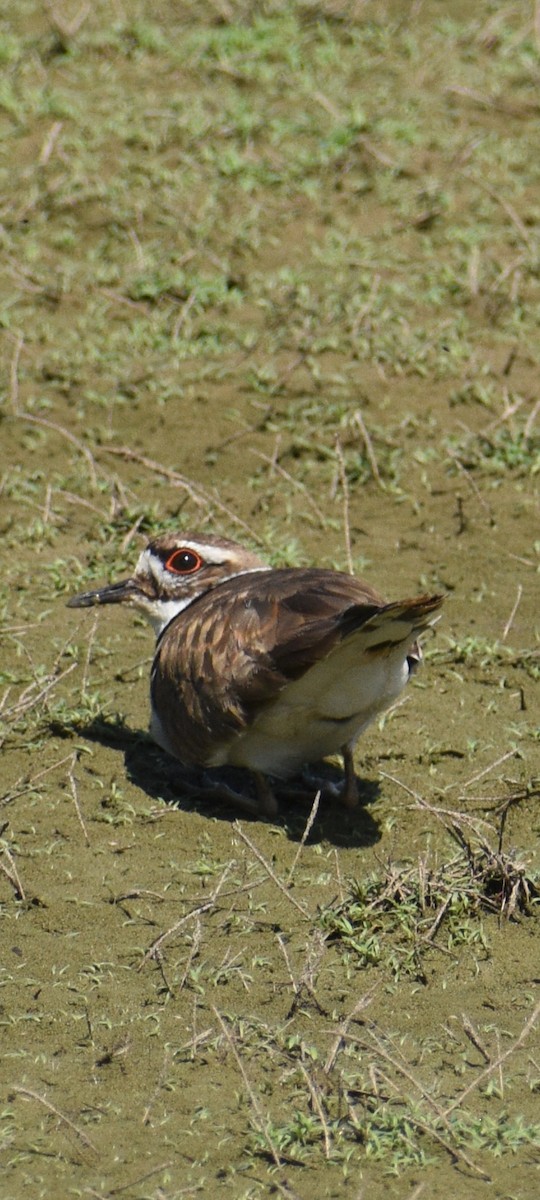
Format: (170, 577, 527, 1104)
(67, 578, 139, 608)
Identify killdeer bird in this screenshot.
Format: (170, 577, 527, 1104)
(68, 533, 443, 816)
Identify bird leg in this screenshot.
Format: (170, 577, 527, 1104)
(340, 743, 359, 808)
(253, 771, 279, 817)
(297, 747, 360, 808)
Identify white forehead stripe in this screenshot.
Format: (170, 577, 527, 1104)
(133, 549, 175, 596)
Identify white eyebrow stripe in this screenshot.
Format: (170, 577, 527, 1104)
(174, 541, 232, 563)
(140, 542, 235, 569)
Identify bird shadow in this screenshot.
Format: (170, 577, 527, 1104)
(58, 715, 382, 849)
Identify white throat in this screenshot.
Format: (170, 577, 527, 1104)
(144, 595, 194, 637)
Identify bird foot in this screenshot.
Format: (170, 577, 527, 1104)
(193, 776, 264, 816)
(166, 760, 358, 818)
(299, 762, 359, 809)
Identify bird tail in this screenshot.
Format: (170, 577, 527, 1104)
(342, 593, 444, 652)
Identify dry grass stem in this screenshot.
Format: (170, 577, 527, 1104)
(1, 751, 85, 808)
(461, 1014, 491, 1064)
(286, 790, 320, 885)
(11, 1085, 98, 1153)
(351, 273, 381, 337)
(81, 611, 99, 697)
(272, 348, 311, 392)
(333, 846, 345, 904)
(389, 776, 500, 838)
(275, 930, 327, 1016)
(17, 412, 100, 488)
(458, 749, 518, 791)
(101, 445, 262, 541)
(443, 1001, 540, 1118)
(212, 1006, 283, 1169)
(9, 333, 24, 413)
(39, 120, 63, 165)
(233, 822, 310, 917)
(502, 583, 523, 641)
(462, 169, 536, 253)
(402, 1109, 489, 1179)
(0, 661, 77, 728)
(324, 990, 378, 1074)
(421, 894, 453, 944)
(172, 289, 197, 340)
(177, 917, 203, 992)
(210, 406, 272, 453)
(334, 438, 353, 573)
(44, 0, 91, 40)
(142, 1050, 172, 1125)
(275, 932, 298, 997)
(352, 408, 385, 490)
(298, 1062, 332, 1158)
(67, 753, 90, 846)
(2, 769, 46, 812)
(0, 843, 26, 900)
(138, 863, 233, 968)
(354, 1031, 489, 1178)
(120, 514, 145, 553)
(108, 1162, 176, 1195)
(483, 389, 526, 431)
(524, 397, 539, 439)
(42, 481, 53, 525)
(446, 449, 494, 522)
(56, 488, 110, 519)
(379, 772, 536, 917)
(250, 448, 327, 524)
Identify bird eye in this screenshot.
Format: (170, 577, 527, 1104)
(164, 548, 204, 575)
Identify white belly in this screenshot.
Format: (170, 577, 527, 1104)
(149, 707, 177, 757)
(218, 645, 411, 777)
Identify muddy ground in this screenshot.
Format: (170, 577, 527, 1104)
(1, 2, 539, 1198)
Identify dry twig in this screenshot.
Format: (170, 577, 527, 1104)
(286, 790, 320, 885)
(250, 448, 327, 524)
(443, 1002, 540, 1117)
(212, 1006, 283, 1168)
(138, 863, 233, 968)
(352, 408, 386, 490)
(101, 446, 262, 541)
(502, 583, 523, 642)
(17, 413, 99, 488)
(0, 842, 26, 901)
(334, 438, 353, 573)
(234, 822, 310, 917)
(67, 752, 90, 846)
(10, 1085, 97, 1153)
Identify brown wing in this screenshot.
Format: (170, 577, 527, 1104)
(151, 568, 388, 766)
